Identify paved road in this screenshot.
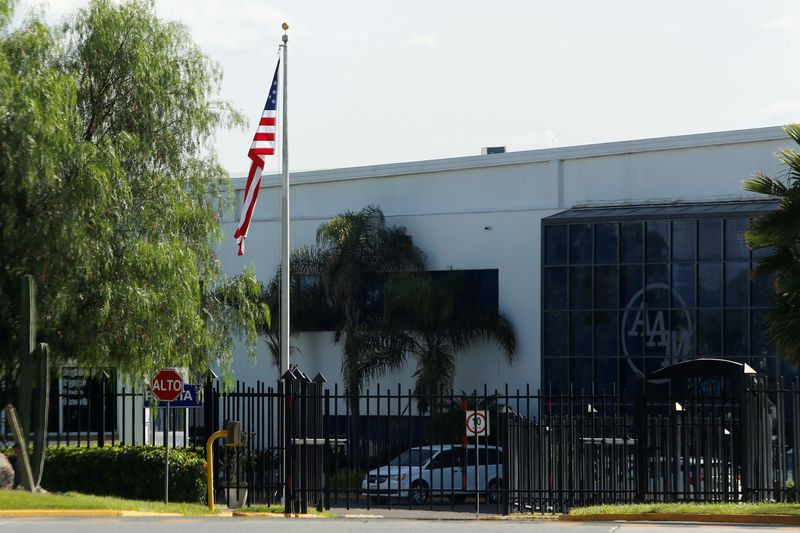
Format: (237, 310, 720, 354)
(2, 518, 800, 533)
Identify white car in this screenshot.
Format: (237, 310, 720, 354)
(361, 444, 503, 504)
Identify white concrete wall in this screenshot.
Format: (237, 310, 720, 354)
(217, 127, 788, 393)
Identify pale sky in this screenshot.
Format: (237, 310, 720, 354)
(18, 0, 800, 176)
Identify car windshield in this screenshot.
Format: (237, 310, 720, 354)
(390, 449, 433, 466)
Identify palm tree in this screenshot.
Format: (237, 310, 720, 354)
(316, 205, 426, 401)
(378, 271, 517, 413)
(744, 124, 800, 365)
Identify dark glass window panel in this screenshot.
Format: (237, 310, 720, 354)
(724, 262, 749, 307)
(620, 265, 643, 307)
(543, 358, 568, 394)
(570, 311, 592, 356)
(595, 223, 618, 264)
(645, 264, 668, 308)
(569, 224, 592, 265)
(725, 218, 749, 260)
(645, 221, 669, 263)
(595, 266, 618, 309)
(595, 311, 618, 357)
(671, 263, 695, 307)
(643, 309, 670, 357)
(569, 267, 592, 309)
(622, 356, 644, 392)
(699, 219, 722, 261)
(621, 222, 643, 263)
(570, 358, 593, 393)
(751, 267, 775, 307)
(595, 357, 619, 393)
(671, 220, 696, 262)
(723, 309, 748, 356)
(781, 360, 800, 378)
(544, 312, 568, 356)
(698, 263, 722, 307)
(698, 309, 722, 356)
(621, 309, 644, 358)
(670, 309, 695, 359)
(544, 267, 567, 310)
(751, 309, 773, 357)
(545, 225, 568, 265)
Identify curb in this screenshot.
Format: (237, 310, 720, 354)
(0, 509, 184, 517)
(560, 513, 800, 525)
(232, 511, 328, 518)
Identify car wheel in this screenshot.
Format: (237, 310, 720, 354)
(487, 479, 502, 505)
(409, 480, 429, 505)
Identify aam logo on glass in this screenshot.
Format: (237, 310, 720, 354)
(621, 283, 693, 378)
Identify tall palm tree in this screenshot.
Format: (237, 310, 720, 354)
(378, 271, 517, 413)
(744, 124, 800, 365)
(316, 205, 426, 402)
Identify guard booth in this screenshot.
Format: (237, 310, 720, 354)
(634, 358, 769, 503)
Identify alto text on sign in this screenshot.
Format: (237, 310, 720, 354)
(150, 369, 184, 403)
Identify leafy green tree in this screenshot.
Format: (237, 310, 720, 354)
(315, 206, 426, 401)
(379, 271, 516, 413)
(744, 124, 800, 365)
(0, 0, 263, 382)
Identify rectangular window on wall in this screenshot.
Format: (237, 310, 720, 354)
(595, 223, 618, 264)
(698, 309, 722, 356)
(594, 311, 618, 356)
(724, 262, 749, 307)
(671, 263, 694, 307)
(569, 224, 593, 264)
(646, 221, 669, 263)
(570, 311, 592, 355)
(545, 225, 568, 265)
(544, 267, 568, 309)
(725, 219, 750, 260)
(724, 309, 748, 356)
(620, 265, 643, 307)
(594, 266, 618, 309)
(698, 263, 722, 307)
(645, 264, 668, 307)
(621, 222, 643, 263)
(570, 358, 593, 392)
(544, 312, 568, 356)
(569, 267, 592, 309)
(671, 220, 696, 262)
(751, 267, 774, 307)
(543, 358, 568, 393)
(699, 219, 723, 261)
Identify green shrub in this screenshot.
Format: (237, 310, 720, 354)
(2, 446, 206, 503)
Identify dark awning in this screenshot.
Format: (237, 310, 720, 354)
(543, 200, 777, 224)
(646, 358, 757, 380)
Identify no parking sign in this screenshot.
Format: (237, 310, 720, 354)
(465, 410, 489, 437)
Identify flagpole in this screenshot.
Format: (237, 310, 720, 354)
(280, 24, 290, 376)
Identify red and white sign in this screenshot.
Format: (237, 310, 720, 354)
(466, 410, 489, 437)
(150, 369, 184, 403)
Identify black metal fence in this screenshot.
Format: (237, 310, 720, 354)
(3, 372, 800, 514)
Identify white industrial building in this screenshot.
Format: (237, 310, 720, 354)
(218, 126, 788, 394)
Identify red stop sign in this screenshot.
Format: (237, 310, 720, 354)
(150, 369, 184, 402)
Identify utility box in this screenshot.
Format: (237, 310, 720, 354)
(225, 421, 242, 446)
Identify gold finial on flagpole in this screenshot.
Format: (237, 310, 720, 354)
(282, 22, 289, 31)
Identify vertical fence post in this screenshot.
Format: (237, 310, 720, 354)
(634, 379, 648, 503)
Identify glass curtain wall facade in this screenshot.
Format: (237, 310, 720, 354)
(541, 201, 785, 394)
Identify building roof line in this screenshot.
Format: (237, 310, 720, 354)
(231, 126, 787, 190)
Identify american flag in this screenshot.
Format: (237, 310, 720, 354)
(234, 60, 280, 256)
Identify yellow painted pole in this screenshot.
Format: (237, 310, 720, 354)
(205, 430, 228, 512)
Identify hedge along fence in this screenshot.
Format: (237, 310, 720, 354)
(2, 446, 206, 503)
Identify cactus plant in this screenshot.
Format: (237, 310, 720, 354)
(15, 275, 50, 490)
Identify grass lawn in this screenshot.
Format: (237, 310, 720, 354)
(569, 502, 800, 516)
(0, 489, 213, 515)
